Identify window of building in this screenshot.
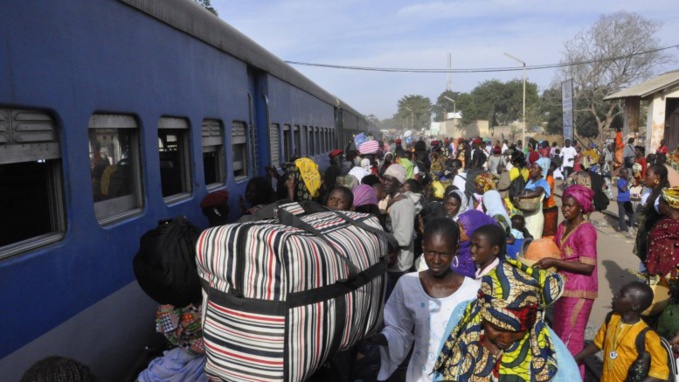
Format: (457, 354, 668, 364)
(201, 119, 225, 188)
(269, 123, 280, 167)
(89, 114, 144, 223)
(0, 108, 66, 259)
(232, 121, 250, 181)
(158, 117, 192, 201)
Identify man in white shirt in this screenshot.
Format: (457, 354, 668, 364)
(559, 139, 577, 179)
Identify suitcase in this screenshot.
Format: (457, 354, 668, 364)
(195, 202, 396, 381)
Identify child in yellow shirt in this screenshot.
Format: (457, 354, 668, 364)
(575, 281, 670, 382)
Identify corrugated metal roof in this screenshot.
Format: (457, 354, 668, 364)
(604, 70, 679, 100)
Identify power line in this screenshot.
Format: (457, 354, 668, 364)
(284, 43, 679, 73)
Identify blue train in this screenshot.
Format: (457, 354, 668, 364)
(0, 1, 377, 380)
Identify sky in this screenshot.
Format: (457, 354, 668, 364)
(210, 0, 679, 120)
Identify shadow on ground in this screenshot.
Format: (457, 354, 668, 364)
(601, 259, 640, 302)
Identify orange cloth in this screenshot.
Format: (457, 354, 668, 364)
(614, 132, 624, 166)
(544, 175, 556, 208)
(593, 313, 670, 382)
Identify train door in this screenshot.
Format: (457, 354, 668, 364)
(247, 67, 270, 177)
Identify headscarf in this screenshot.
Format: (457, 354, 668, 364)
(580, 149, 599, 170)
(360, 158, 372, 172)
(435, 260, 564, 382)
(454, 210, 498, 278)
(448, 189, 469, 217)
(661, 186, 679, 209)
(383, 163, 406, 184)
(482, 190, 511, 234)
(475, 172, 497, 193)
(294, 158, 321, 198)
(563, 184, 595, 214)
(352, 184, 378, 207)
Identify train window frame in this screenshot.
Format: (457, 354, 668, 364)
(283, 124, 292, 162)
(89, 114, 145, 225)
(293, 125, 301, 158)
(300, 125, 307, 157)
(232, 121, 250, 182)
(158, 116, 192, 203)
(201, 119, 225, 190)
(0, 108, 66, 260)
(269, 123, 280, 167)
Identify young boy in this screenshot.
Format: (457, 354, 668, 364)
(575, 281, 670, 382)
(470, 224, 506, 279)
(617, 168, 636, 233)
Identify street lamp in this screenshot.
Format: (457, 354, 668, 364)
(504, 52, 526, 148)
(443, 96, 456, 114)
(404, 106, 414, 130)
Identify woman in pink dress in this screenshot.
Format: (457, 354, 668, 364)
(534, 185, 597, 379)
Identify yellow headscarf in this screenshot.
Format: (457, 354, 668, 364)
(294, 158, 321, 198)
(661, 186, 679, 209)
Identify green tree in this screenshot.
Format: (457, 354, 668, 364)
(460, 79, 539, 127)
(396, 95, 432, 131)
(559, 11, 672, 143)
(194, 0, 218, 16)
(540, 86, 564, 135)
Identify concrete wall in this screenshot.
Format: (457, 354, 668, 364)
(645, 88, 679, 153)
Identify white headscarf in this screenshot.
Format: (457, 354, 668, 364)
(482, 190, 511, 231)
(446, 188, 469, 221)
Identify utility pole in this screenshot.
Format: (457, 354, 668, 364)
(504, 52, 526, 147)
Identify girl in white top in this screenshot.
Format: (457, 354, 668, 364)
(370, 217, 481, 381)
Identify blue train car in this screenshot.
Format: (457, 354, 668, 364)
(0, 1, 374, 380)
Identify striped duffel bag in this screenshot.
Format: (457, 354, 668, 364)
(195, 201, 396, 381)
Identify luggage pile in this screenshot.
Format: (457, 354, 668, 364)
(195, 202, 395, 381)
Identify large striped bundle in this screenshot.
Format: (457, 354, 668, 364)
(195, 205, 390, 381)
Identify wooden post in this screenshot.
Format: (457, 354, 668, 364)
(625, 97, 641, 132)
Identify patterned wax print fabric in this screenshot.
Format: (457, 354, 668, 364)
(645, 216, 679, 278)
(434, 260, 564, 382)
(475, 172, 497, 194)
(455, 210, 498, 278)
(563, 171, 592, 190)
(156, 304, 205, 355)
(294, 158, 321, 198)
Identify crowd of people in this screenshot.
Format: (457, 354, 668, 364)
(22, 133, 679, 382)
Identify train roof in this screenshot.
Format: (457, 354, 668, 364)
(121, 0, 366, 120)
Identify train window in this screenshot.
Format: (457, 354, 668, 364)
(269, 123, 280, 167)
(292, 125, 300, 157)
(201, 119, 225, 188)
(300, 126, 307, 157)
(283, 124, 292, 162)
(0, 108, 65, 259)
(232, 121, 249, 181)
(158, 117, 192, 201)
(308, 126, 315, 155)
(89, 114, 144, 224)
(323, 128, 328, 152)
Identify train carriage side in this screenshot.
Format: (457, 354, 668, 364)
(0, 0, 350, 380)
